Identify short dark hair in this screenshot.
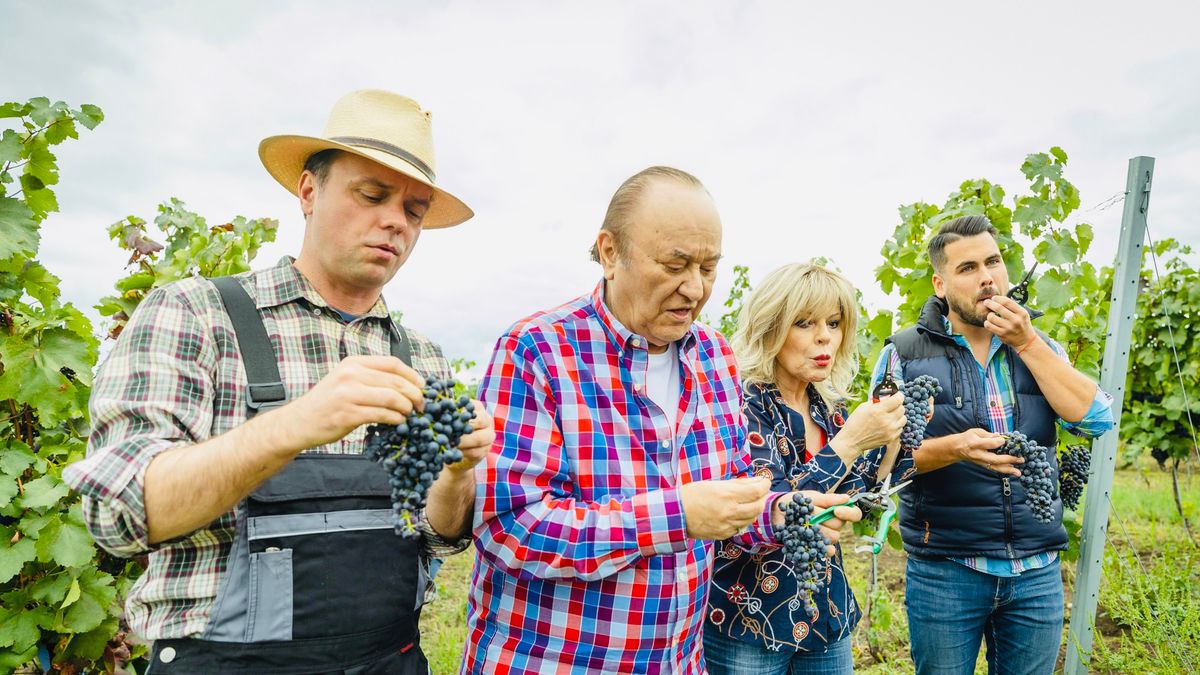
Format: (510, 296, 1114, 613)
(589, 166, 706, 263)
(928, 215, 999, 272)
(302, 148, 345, 187)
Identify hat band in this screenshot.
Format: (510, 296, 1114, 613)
(329, 136, 436, 183)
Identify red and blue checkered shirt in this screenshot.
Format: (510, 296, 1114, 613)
(463, 282, 783, 674)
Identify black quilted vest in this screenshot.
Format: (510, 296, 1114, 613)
(887, 296, 1066, 558)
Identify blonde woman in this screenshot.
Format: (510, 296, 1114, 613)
(704, 263, 906, 675)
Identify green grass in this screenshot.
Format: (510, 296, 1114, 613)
(421, 460, 1200, 674)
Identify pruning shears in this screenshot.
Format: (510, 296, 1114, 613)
(808, 474, 911, 554)
(872, 368, 900, 402)
(1006, 261, 1038, 306)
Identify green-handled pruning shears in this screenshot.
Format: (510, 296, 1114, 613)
(808, 474, 911, 554)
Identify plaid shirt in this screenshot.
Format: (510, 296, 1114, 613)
(464, 282, 783, 675)
(63, 257, 463, 640)
(873, 316, 1113, 574)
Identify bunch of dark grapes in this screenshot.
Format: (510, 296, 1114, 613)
(364, 378, 476, 538)
(994, 431, 1055, 523)
(1058, 445, 1091, 511)
(899, 375, 942, 449)
(779, 494, 831, 618)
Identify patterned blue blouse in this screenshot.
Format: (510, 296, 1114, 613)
(705, 380, 888, 652)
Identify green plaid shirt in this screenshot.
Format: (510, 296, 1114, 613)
(64, 257, 466, 640)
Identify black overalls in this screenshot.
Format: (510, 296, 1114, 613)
(146, 278, 429, 674)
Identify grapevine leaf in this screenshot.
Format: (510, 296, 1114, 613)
(44, 117, 78, 145)
(115, 271, 155, 293)
(63, 568, 118, 635)
(1075, 222, 1094, 255)
(1032, 270, 1071, 309)
(61, 590, 106, 633)
(75, 104, 104, 130)
(25, 97, 58, 126)
(0, 646, 39, 672)
(25, 136, 59, 187)
(1041, 234, 1079, 267)
(0, 477, 18, 508)
(0, 536, 36, 583)
(867, 310, 894, 342)
(63, 616, 119, 661)
(0, 328, 94, 422)
(0, 129, 21, 165)
(35, 515, 95, 568)
(0, 441, 36, 476)
(19, 177, 57, 220)
(16, 475, 70, 511)
(16, 259, 61, 308)
(0, 102, 30, 118)
(62, 578, 82, 609)
(0, 197, 39, 260)
(29, 572, 72, 605)
(0, 605, 51, 651)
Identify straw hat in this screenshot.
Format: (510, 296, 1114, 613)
(259, 89, 473, 229)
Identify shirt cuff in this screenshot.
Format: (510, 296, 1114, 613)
(1060, 386, 1116, 438)
(416, 509, 472, 558)
(633, 487, 689, 557)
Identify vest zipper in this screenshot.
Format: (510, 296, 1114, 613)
(949, 355, 963, 409)
(1002, 476, 1015, 557)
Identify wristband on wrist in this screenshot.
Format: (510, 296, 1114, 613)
(1017, 334, 1039, 355)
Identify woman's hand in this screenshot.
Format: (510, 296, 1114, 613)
(829, 392, 906, 462)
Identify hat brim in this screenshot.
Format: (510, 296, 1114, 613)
(258, 135, 474, 229)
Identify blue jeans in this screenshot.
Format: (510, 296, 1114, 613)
(703, 629, 854, 675)
(905, 555, 1063, 675)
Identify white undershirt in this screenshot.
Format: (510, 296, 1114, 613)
(645, 343, 681, 422)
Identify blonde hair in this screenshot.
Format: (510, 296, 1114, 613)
(732, 262, 861, 405)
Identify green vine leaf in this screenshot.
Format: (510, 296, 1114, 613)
(0, 327, 95, 426)
(0, 536, 36, 584)
(0, 604, 52, 652)
(15, 475, 70, 511)
(0, 197, 39, 261)
(35, 514, 95, 568)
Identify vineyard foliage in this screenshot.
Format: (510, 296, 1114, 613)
(0, 97, 275, 674)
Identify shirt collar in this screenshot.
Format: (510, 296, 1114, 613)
(254, 256, 391, 319)
(589, 280, 699, 355)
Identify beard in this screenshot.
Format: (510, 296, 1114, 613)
(946, 286, 1000, 327)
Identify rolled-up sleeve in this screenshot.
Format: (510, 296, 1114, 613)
(63, 285, 217, 557)
(1044, 338, 1115, 438)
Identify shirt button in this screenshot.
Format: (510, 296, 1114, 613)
(632, 338, 641, 347)
(661, 440, 670, 449)
(676, 570, 687, 582)
(159, 647, 177, 664)
(634, 384, 642, 393)
(312, 307, 322, 316)
(990, 400, 1000, 408)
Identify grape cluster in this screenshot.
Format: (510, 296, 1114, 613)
(899, 375, 942, 450)
(364, 378, 476, 538)
(1058, 444, 1091, 511)
(994, 431, 1056, 523)
(779, 494, 831, 618)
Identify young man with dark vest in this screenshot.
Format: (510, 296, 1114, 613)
(871, 215, 1113, 675)
(64, 90, 493, 674)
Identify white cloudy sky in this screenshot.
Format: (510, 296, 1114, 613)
(3, 1, 1198, 376)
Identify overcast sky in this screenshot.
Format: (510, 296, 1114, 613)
(3, 1, 1198, 377)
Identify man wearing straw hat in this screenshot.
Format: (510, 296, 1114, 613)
(65, 89, 491, 674)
